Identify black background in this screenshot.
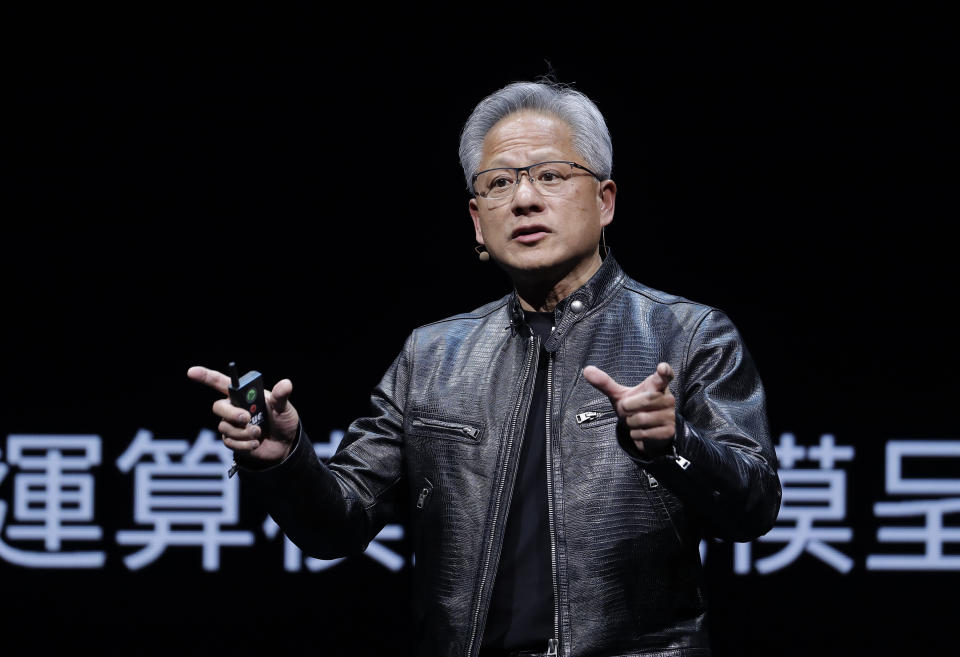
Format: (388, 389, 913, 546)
(2, 4, 956, 656)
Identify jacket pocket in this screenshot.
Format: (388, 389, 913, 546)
(409, 415, 483, 444)
(574, 397, 619, 429)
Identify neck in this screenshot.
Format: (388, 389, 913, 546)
(513, 251, 604, 312)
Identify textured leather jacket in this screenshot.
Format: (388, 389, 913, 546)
(240, 255, 781, 657)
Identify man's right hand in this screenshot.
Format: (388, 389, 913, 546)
(187, 365, 300, 465)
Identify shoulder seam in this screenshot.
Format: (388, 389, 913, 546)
(415, 296, 510, 329)
(621, 280, 714, 309)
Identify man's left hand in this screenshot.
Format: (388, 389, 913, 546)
(583, 363, 676, 456)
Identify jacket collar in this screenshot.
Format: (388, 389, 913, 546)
(508, 252, 626, 352)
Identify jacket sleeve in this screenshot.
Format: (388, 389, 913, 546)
(238, 333, 413, 559)
(624, 309, 781, 542)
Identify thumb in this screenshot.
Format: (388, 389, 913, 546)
(583, 366, 630, 401)
(647, 362, 675, 393)
(267, 379, 294, 413)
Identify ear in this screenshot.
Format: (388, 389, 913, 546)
(469, 197, 485, 245)
(597, 179, 617, 228)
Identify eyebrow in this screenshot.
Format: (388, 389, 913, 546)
(484, 152, 569, 168)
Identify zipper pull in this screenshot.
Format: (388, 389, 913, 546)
(646, 472, 659, 488)
(416, 486, 431, 509)
(576, 411, 601, 424)
(668, 441, 692, 470)
(547, 638, 559, 656)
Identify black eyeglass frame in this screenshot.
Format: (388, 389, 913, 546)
(471, 160, 603, 198)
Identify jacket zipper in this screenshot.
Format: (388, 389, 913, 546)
(411, 417, 480, 439)
(575, 409, 617, 425)
(545, 354, 561, 656)
(466, 334, 537, 657)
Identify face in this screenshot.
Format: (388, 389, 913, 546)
(469, 111, 616, 283)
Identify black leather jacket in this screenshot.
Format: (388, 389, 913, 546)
(241, 255, 781, 657)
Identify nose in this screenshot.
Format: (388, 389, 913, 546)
(511, 171, 544, 216)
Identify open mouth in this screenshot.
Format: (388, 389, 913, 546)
(511, 225, 550, 243)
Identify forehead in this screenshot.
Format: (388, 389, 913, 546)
(480, 111, 579, 168)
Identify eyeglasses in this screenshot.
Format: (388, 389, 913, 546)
(472, 161, 601, 201)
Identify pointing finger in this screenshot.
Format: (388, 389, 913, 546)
(187, 366, 231, 395)
(583, 366, 630, 402)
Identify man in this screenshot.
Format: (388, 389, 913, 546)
(189, 80, 781, 657)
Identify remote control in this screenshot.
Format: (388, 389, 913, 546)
(228, 361, 268, 433)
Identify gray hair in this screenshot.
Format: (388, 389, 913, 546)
(458, 80, 613, 195)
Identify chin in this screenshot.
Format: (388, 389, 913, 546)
(496, 249, 571, 279)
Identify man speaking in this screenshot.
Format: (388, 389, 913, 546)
(189, 80, 781, 657)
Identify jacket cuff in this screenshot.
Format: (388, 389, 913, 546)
(616, 415, 690, 469)
(234, 424, 317, 485)
(635, 412, 751, 490)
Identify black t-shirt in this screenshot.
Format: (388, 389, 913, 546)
(481, 310, 555, 654)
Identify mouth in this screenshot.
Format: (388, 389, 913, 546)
(511, 224, 550, 244)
